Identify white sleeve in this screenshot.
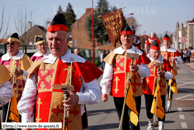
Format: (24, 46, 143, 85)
(175, 56, 183, 64)
(137, 63, 150, 77)
(17, 74, 37, 123)
(76, 79, 102, 105)
(0, 81, 14, 105)
(100, 63, 113, 94)
(164, 71, 173, 80)
(22, 70, 29, 81)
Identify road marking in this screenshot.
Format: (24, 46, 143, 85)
(175, 94, 193, 100)
(177, 107, 183, 113)
(178, 81, 194, 87)
(179, 114, 185, 119)
(177, 80, 194, 84)
(181, 122, 188, 129)
(181, 64, 194, 73)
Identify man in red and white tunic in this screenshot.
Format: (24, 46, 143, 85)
(0, 33, 33, 122)
(160, 34, 183, 112)
(100, 26, 150, 130)
(18, 13, 102, 130)
(143, 39, 173, 130)
(30, 36, 50, 62)
(145, 32, 160, 54)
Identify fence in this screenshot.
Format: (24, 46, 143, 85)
(0, 44, 103, 66)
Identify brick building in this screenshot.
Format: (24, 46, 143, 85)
(70, 8, 120, 51)
(175, 18, 194, 49)
(70, 8, 93, 49)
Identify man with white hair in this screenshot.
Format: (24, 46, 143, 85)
(143, 39, 173, 130)
(18, 13, 102, 130)
(0, 32, 33, 123)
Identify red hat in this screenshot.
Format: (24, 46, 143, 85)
(163, 34, 170, 41)
(47, 13, 68, 32)
(150, 39, 160, 50)
(120, 26, 133, 35)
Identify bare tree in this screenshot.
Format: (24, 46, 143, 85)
(14, 5, 28, 45)
(0, 5, 9, 43)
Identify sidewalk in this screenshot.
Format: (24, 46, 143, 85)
(183, 61, 194, 71)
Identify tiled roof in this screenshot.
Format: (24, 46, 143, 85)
(187, 18, 194, 23)
(0, 39, 7, 44)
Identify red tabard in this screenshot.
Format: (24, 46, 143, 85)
(143, 59, 172, 95)
(161, 50, 181, 75)
(27, 58, 102, 130)
(109, 52, 150, 97)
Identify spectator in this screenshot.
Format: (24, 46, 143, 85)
(74, 48, 83, 57)
(183, 49, 187, 63)
(101, 50, 107, 70)
(105, 50, 109, 56)
(187, 49, 191, 62)
(181, 49, 183, 61)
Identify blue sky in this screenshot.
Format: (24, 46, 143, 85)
(1, 0, 194, 37)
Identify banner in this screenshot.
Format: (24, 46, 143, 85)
(101, 9, 123, 47)
(150, 84, 165, 120)
(9, 91, 20, 122)
(168, 69, 178, 94)
(126, 82, 139, 126)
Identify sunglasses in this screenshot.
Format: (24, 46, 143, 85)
(6, 42, 15, 45)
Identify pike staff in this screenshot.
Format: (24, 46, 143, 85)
(63, 57, 74, 130)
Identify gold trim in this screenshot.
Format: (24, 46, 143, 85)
(7, 37, 19, 43)
(36, 40, 45, 46)
(36, 97, 42, 122)
(114, 76, 120, 93)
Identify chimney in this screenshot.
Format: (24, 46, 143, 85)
(47, 22, 51, 29)
(28, 21, 32, 30)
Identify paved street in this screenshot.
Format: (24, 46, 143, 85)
(86, 63, 194, 130)
(0, 63, 194, 130)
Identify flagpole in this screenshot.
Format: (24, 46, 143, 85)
(92, 0, 95, 64)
